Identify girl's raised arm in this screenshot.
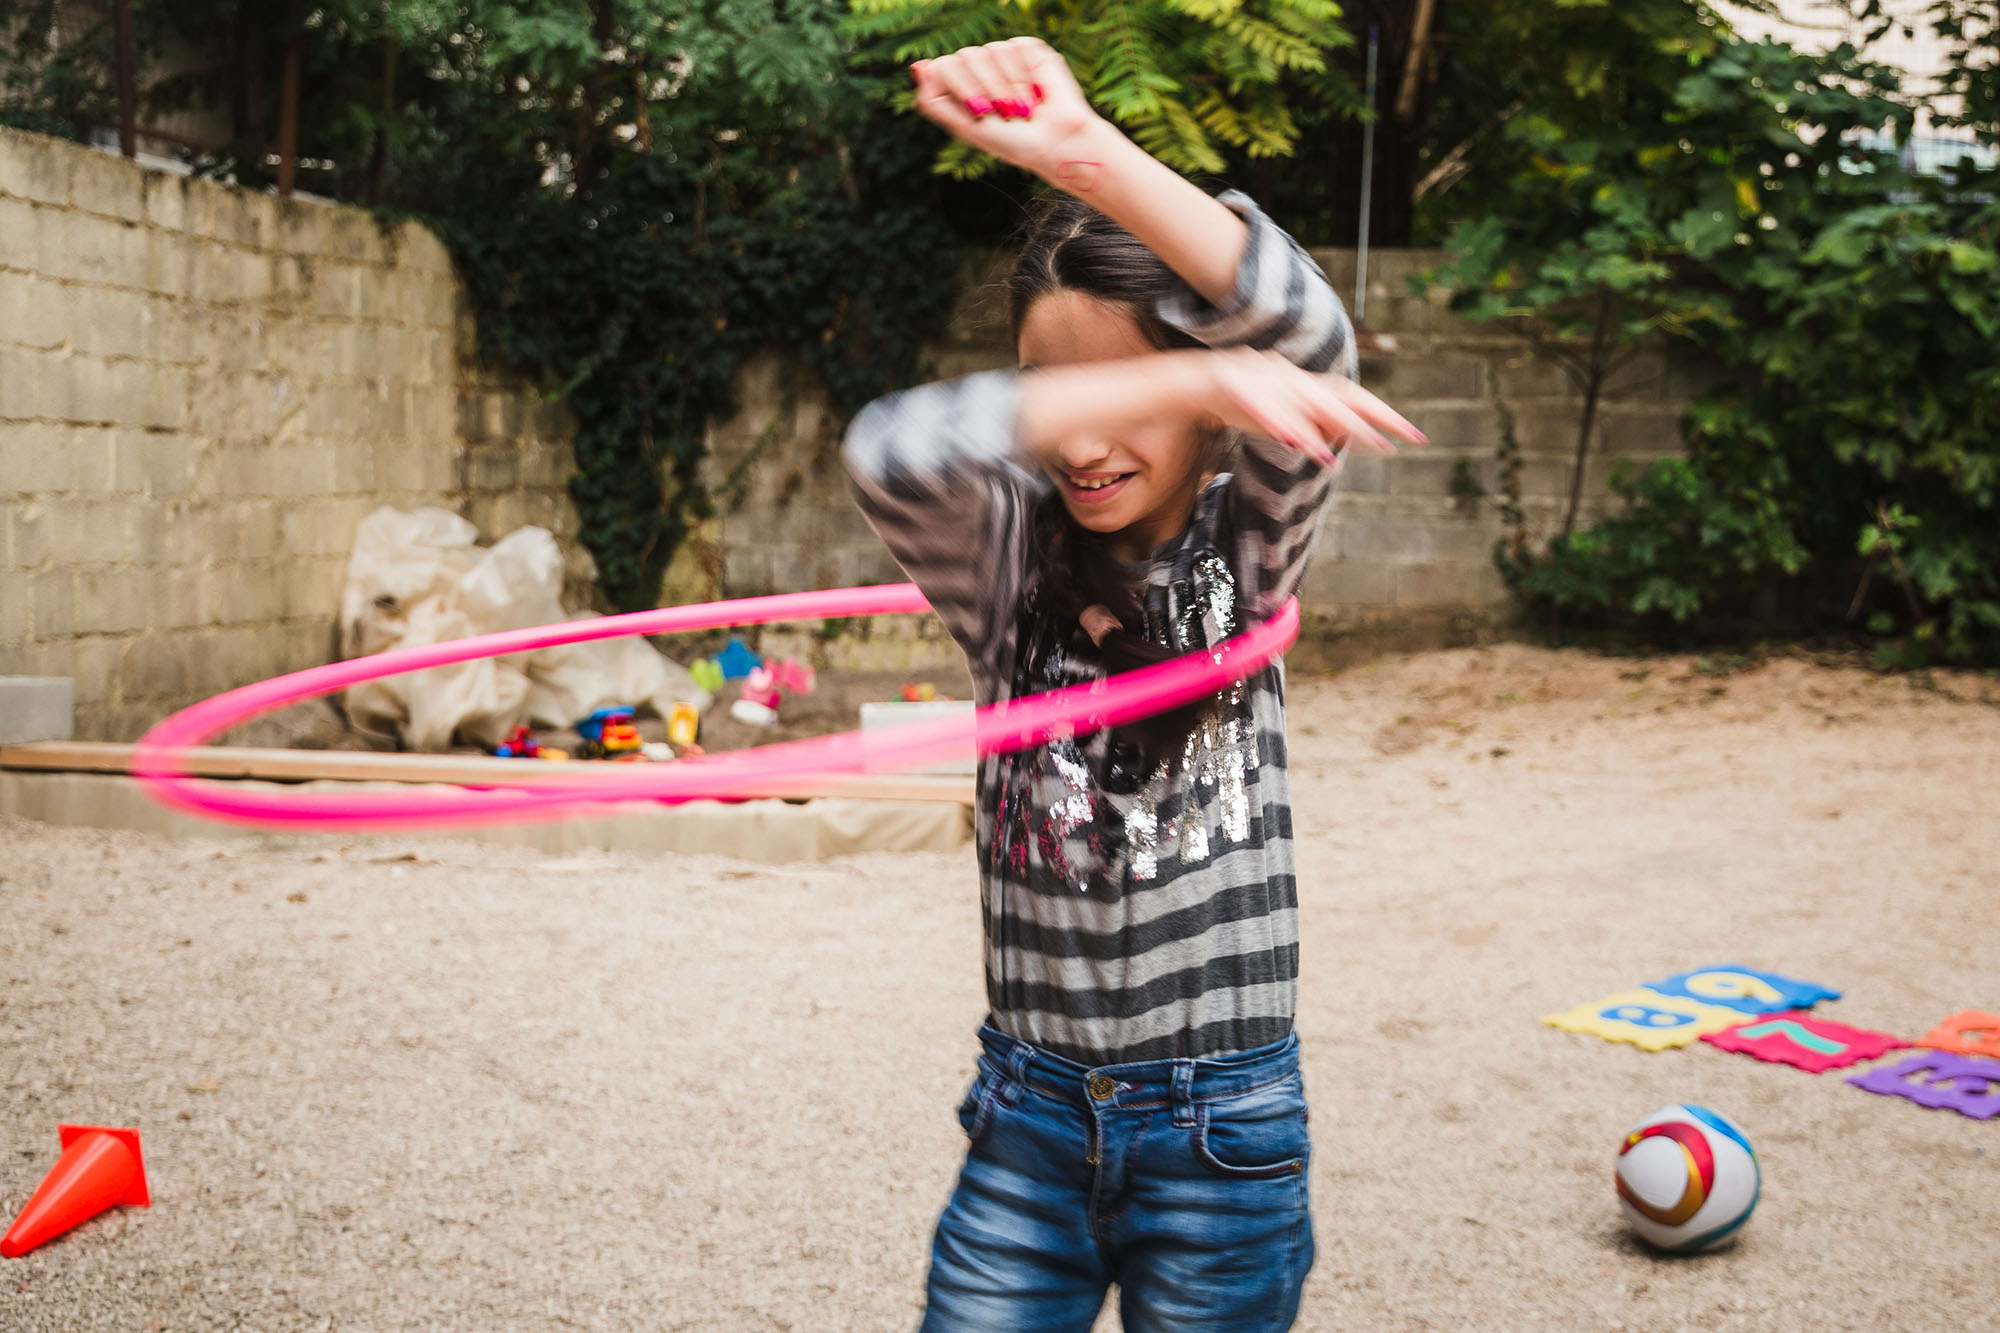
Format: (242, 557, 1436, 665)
(913, 39, 1355, 378)
(912, 38, 1247, 308)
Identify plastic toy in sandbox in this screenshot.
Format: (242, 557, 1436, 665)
(575, 707, 645, 761)
(494, 724, 543, 759)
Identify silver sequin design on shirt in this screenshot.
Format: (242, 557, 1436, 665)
(989, 534, 1259, 897)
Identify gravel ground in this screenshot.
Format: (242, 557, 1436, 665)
(2, 644, 1996, 1331)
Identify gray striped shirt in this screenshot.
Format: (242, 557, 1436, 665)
(844, 192, 1350, 1064)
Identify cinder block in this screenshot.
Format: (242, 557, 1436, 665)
(66, 634, 127, 702)
(1386, 453, 1484, 498)
(139, 364, 191, 431)
(2, 499, 50, 569)
(0, 345, 40, 419)
(326, 441, 376, 494)
(142, 173, 188, 231)
(39, 211, 130, 286)
(69, 284, 148, 360)
(74, 565, 149, 633)
(1331, 453, 1390, 493)
(1393, 560, 1510, 609)
(45, 498, 136, 563)
(389, 219, 454, 276)
(325, 212, 389, 267)
(0, 676, 74, 744)
(0, 421, 75, 493)
(0, 133, 70, 207)
(0, 270, 67, 351)
(1509, 406, 1591, 456)
(1358, 352, 1488, 402)
(1493, 356, 1579, 400)
(31, 567, 74, 636)
(1299, 557, 1397, 609)
(153, 565, 218, 630)
(140, 228, 192, 297)
(1401, 403, 1500, 452)
(723, 546, 773, 595)
(1334, 516, 1436, 564)
(121, 629, 194, 698)
(309, 264, 365, 319)
(66, 147, 145, 223)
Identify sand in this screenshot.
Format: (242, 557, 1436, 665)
(1, 643, 1996, 1331)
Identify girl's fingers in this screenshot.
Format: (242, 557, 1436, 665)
(989, 39, 1043, 110)
(1333, 377, 1427, 446)
(911, 62, 983, 138)
(926, 53, 998, 121)
(1011, 35, 1080, 105)
(1316, 394, 1395, 455)
(957, 43, 1029, 118)
(1225, 375, 1336, 464)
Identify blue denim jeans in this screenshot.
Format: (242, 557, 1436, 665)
(920, 1022, 1315, 1332)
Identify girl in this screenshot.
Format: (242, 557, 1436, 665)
(844, 37, 1422, 1333)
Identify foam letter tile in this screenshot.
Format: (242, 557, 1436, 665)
(1916, 1010, 2000, 1059)
(1847, 1051, 2000, 1120)
(1543, 989, 1745, 1051)
(1643, 964, 1841, 1016)
(1702, 1011, 1908, 1073)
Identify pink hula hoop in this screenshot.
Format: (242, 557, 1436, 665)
(133, 584, 1300, 832)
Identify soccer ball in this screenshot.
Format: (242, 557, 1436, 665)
(1614, 1104, 1760, 1253)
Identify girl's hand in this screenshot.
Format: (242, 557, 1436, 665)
(911, 38, 1106, 187)
(1203, 349, 1426, 467)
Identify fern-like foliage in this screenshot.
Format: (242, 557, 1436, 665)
(842, 0, 1352, 177)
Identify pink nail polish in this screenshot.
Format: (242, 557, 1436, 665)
(966, 97, 992, 117)
(1015, 100, 1036, 118)
(1031, 83, 1046, 103)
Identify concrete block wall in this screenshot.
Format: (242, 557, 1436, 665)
(0, 128, 585, 741)
(1302, 247, 1700, 638)
(693, 246, 1703, 650)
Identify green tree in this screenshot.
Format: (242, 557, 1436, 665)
(843, 0, 1357, 177)
(1429, 12, 2000, 663)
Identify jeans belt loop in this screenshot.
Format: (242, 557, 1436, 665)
(1170, 1058, 1197, 1128)
(1002, 1042, 1033, 1107)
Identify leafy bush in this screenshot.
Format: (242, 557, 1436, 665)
(844, 0, 1354, 176)
(1428, 9, 2000, 665)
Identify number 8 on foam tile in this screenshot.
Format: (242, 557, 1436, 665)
(1544, 989, 1746, 1051)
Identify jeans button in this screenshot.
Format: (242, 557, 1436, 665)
(1087, 1074, 1116, 1101)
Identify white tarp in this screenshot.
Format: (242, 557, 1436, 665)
(338, 506, 711, 752)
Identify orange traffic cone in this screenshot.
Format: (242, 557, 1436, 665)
(1, 1125, 149, 1258)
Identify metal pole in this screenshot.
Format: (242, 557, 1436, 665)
(1356, 24, 1378, 325)
(277, 0, 305, 197)
(113, 0, 136, 158)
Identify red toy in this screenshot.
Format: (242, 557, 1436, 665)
(494, 724, 542, 759)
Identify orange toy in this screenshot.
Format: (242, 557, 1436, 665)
(2, 1125, 149, 1258)
(1917, 1010, 2000, 1059)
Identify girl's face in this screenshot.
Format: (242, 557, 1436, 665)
(1018, 289, 1208, 562)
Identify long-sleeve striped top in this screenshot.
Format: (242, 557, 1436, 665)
(843, 192, 1351, 1065)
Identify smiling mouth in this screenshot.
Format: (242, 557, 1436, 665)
(1061, 471, 1133, 505)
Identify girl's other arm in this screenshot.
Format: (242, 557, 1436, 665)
(843, 372, 1037, 680)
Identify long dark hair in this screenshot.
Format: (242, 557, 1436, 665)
(1009, 195, 1236, 771)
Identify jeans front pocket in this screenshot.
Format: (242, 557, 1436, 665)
(1192, 1076, 1311, 1180)
(955, 1067, 1003, 1145)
